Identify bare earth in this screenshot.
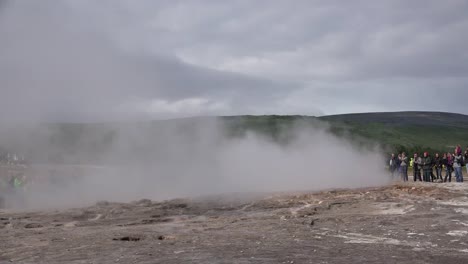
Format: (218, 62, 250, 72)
(1, 182, 468, 264)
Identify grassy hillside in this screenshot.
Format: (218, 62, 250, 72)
(320, 112, 468, 154)
(1, 111, 467, 164)
(321, 111, 468, 127)
(222, 112, 468, 154)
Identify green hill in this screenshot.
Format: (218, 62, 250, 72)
(321, 111, 468, 127)
(320, 111, 468, 154)
(222, 112, 468, 154)
(1, 111, 467, 164)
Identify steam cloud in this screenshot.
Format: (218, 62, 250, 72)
(0, 1, 389, 209)
(1, 119, 389, 209)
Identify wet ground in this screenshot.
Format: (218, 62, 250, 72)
(1, 182, 468, 263)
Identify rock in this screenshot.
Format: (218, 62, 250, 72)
(24, 223, 43, 229)
(113, 236, 141, 242)
(158, 235, 176, 241)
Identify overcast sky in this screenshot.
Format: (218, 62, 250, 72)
(1, 0, 468, 122)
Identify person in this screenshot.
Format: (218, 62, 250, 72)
(413, 153, 422, 181)
(434, 153, 443, 181)
(456, 145, 462, 157)
(464, 149, 468, 174)
(399, 152, 408, 182)
(442, 153, 448, 181)
(422, 152, 432, 182)
(453, 148, 464, 182)
(0, 174, 10, 208)
(430, 155, 436, 182)
(389, 153, 397, 178)
(445, 152, 454, 182)
(8, 172, 25, 191)
(396, 154, 402, 176)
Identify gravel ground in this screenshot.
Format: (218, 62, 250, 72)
(1, 182, 468, 263)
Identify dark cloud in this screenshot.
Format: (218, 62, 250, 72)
(1, 0, 468, 121)
(0, 0, 296, 121)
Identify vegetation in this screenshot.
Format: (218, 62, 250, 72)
(221, 112, 468, 155)
(1, 111, 467, 163)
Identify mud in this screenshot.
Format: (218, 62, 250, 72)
(1, 182, 468, 263)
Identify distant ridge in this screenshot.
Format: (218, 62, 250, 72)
(320, 111, 468, 128)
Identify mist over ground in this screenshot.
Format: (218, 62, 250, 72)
(1, 118, 389, 209)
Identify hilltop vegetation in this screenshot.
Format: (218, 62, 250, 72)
(223, 112, 468, 155)
(1, 111, 466, 164)
(320, 111, 468, 154)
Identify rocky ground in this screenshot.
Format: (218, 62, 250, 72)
(1, 182, 468, 264)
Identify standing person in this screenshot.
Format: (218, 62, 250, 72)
(445, 152, 454, 182)
(400, 152, 408, 182)
(434, 153, 442, 181)
(442, 153, 448, 181)
(389, 153, 397, 178)
(413, 153, 422, 182)
(453, 148, 464, 183)
(430, 155, 436, 182)
(422, 152, 432, 182)
(456, 145, 462, 157)
(396, 154, 402, 177)
(464, 149, 468, 174)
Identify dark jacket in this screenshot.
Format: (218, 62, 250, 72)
(447, 156, 454, 168)
(441, 157, 448, 167)
(389, 157, 397, 171)
(422, 156, 432, 170)
(434, 157, 441, 168)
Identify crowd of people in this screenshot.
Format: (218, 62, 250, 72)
(389, 145, 467, 183)
(0, 169, 28, 208)
(0, 152, 29, 208)
(0, 152, 27, 166)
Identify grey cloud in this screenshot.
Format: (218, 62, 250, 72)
(1, 0, 468, 120)
(0, 0, 298, 122)
(305, 80, 468, 115)
(123, 0, 468, 80)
